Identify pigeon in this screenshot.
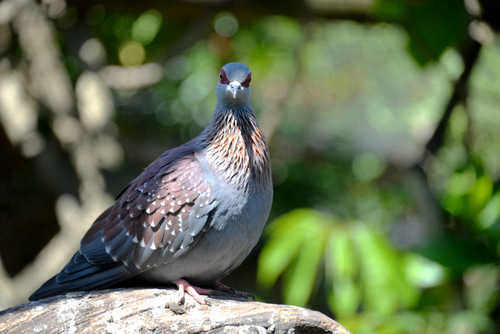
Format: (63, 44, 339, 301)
(29, 62, 273, 304)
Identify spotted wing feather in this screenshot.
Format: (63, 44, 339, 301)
(97, 154, 217, 270)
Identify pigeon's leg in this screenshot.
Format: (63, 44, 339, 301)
(174, 278, 211, 304)
(211, 281, 255, 300)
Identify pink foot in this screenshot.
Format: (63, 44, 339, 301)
(173, 279, 255, 305)
(174, 278, 211, 304)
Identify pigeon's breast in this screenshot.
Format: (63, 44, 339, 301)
(140, 178, 272, 285)
(140, 149, 272, 285)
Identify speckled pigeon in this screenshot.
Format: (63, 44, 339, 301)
(29, 62, 273, 304)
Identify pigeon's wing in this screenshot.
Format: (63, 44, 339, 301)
(29, 150, 217, 301)
(84, 151, 218, 270)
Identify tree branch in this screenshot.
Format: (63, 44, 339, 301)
(422, 39, 482, 160)
(0, 288, 351, 334)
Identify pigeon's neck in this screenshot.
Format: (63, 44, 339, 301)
(202, 105, 271, 189)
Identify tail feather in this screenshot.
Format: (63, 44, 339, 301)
(29, 252, 140, 301)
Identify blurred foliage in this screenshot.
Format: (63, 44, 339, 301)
(1, 0, 500, 333)
(377, 0, 469, 66)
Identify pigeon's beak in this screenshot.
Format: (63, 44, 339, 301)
(228, 81, 242, 99)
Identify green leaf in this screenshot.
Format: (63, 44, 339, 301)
(468, 175, 493, 217)
(352, 222, 418, 314)
(329, 279, 361, 318)
(477, 193, 500, 230)
(326, 226, 355, 281)
(377, 0, 468, 65)
(407, 0, 467, 65)
(325, 225, 361, 316)
(283, 233, 326, 306)
(257, 208, 330, 288)
(257, 220, 306, 288)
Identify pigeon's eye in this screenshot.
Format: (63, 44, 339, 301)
(241, 73, 252, 88)
(219, 69, 230, 84)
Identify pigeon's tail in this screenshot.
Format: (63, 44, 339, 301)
(29, 251, 139, 301)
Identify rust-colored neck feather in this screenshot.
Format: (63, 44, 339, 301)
(202, 106, 271, 189)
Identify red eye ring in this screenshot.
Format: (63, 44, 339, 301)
(219, 68, 230, 84)
(241, 72, 251, 88)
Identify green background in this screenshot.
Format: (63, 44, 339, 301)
(0, 0, 499, 332)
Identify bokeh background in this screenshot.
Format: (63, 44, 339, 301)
(1, 0, 500, 332)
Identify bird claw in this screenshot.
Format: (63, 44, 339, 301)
(174, 279, 255, 305)
(212, 281, 255, 300)
(174, 278, 210, 305)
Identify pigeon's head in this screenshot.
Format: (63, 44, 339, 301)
(216, 62, 252, 106)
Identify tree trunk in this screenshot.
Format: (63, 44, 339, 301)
(0, 288, 351, 333)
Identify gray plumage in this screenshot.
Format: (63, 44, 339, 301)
(30, 62, 272, 301)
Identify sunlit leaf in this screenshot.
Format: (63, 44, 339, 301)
(257, 208, 328, 288)
(404, 253, 446, 289)
(352, 222, 418, 315)
(257, 223, 305, 288)
(326, 225, 356, 281)
(477, 193, 500, 230)
(283, 232, 326, 306)
(325, 224, 360, 316)
(468, 175, 493, 217)
(330, 280, 361, 318)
